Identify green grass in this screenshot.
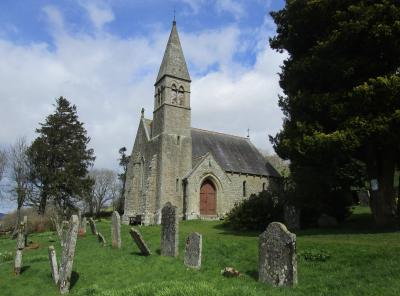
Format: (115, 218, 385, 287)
(1, 206, 399, 296)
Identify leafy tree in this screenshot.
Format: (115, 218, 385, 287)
(270, 0, 400, 226)
(116, 147, 130, 214)
(0, 147, 6, 182)
(27, 97, 95, 218)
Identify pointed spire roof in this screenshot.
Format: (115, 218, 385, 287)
(155, 21, 191, 84)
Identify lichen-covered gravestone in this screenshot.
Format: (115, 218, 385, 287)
(80, 217, 87, 236)
(48, 245, 59, 284)
(89, 218, 97, 235)
(129, 228, 151, 256)
(59, 215, 79, 294)
(184, 232, 202, 269)
(259, 222, 297, 287)
(111, 211, 121, 249)
(161, 202, 179, 257)
(14, 223, 25, 275)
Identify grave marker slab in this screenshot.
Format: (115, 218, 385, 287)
(89, 218, 97, 235)
(161, 202, 179, 257)
(184, 232, 202, 269)
(111, 211, 121, 249)
(48, 245, 59, 284)
(129, 228, 151, 256)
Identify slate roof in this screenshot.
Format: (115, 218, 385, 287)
(155, 21, 191, 84)
(191, 128, 280, 177)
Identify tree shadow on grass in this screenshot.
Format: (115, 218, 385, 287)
(130, 251, 148, 256)
(70, 271, 80, 289)
(212, 224, 260, 237)
(245, 270, 258, 281)
(20, 265, 30, 274)
(156, 249, 161, 255)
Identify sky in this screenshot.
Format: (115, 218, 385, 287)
(0, 0, 286, 212)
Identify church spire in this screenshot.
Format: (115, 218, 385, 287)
(155, 21, 191, 85)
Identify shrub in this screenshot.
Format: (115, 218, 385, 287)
(0, 207, 55, 233)
(223, 188, 284, 231)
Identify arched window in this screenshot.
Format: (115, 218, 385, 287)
(243, 181, 246, 197)
(171, 84, 177, 104)
(178, 86, 184, 105)
(262, 182, 266, 191)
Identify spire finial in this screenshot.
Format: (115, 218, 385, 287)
(173, 6, 176, 24)
(247, 128, 250, 139)
(141, 108, 145, 119)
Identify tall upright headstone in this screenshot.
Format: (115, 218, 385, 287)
(59, 215, 79, 294)
(14, 222, 25, 275)
(259, 222, 297, 287)
(23, 216, 28, 247)
(161, 202, 179, 257)
(80, 217, 87, 235)
(184, 232, 202, 269)
(48, 245, 59, 284)
(88, 218, 97, 235)
(111, 211, 121, 249)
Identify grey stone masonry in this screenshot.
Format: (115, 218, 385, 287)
(59, 215, 79, 294)
(259, 222, 297, 287)
(129, 228, 151, 256)
(97, 232, 106, 246)
(89, 218, 97, 235)
(111, 211, 121, 249)
(161, 202, 179, 257)
(184, 232, 202, 269)
(48, 245, 59, 285)
(14, 250, 23, 275)
(23, 216, 28, 247)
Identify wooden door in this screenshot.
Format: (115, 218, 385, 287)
(200, 180, 216, 215)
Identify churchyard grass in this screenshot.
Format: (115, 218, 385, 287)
(0, 206, 399, 295)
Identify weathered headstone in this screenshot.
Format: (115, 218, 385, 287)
(259, 222, 297, 287)
(59, 215, 79, 294)
(88, 218, 97, 235)
(14, 222, 25, 275)
(283, 205, 300, 231)
(97, 232, 106, 246)
(129, 228, 151, 256)
(160, 202, 179, 257)
(184, 232, 202, 269)
(79, 217, 87, 236)
(23, 216, 28, 247)
(48, 245, 59, 284)
(111, 211, 121, 249)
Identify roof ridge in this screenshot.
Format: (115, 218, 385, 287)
(191, 127, 249, 140)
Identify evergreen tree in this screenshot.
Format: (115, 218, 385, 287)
(116, 147, 130, 214)
(28, 97, 95, 217)
(270, 0, 400, 226)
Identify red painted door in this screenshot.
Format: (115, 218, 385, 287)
(200, 180, 216, 215)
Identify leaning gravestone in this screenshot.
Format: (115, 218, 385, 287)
(89, 218, 97, 235)
(111, 211, 121, 249)
(59, 215, 79, 294)
(184, 232, 202, 269)
(161, 202, 179, 257)
(97, 232, 106, 246)
(48, 245, 59, 285)
(14, 223, 25, 275)
(259, 222, 297, 287)
(23, 216, 28, 247)
(129, 228, 151, 256)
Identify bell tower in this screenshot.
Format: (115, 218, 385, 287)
(152, 21, 192, 221)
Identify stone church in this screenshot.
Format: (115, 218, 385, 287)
(122, 21, 280, 225)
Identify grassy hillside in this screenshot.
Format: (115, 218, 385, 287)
(0, 207, 399, 296)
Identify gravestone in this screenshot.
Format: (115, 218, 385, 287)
(89, 218, 97, 235)
(23, 216, 28, 247)
(111, 211, 121, 249)
(160, 202, 179, 257)
(129, 228, 151, 256)
(259, 222, 297, 287)
(80, 217, 87, 235)
(14, 223, 25, 275)
(283, 205, 300, 231)
(97, 232, 106, 246)
(48, 245, 59, 284)
(184, 232, 202, 269)
(59, 215, 79, 294)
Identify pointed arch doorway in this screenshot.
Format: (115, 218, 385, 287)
(200, 179, 216, 215)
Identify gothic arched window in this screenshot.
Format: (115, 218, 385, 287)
(178, 86, 184, 105)
(171, 84, 177, 104)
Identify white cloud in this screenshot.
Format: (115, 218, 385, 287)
(180, 0, 207, 14)
(0, 5, 285, 175)
(79, 1, 115, 30)
(216, 0, 245, 20)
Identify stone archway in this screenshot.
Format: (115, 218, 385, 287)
(200, 179, 216, 215)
